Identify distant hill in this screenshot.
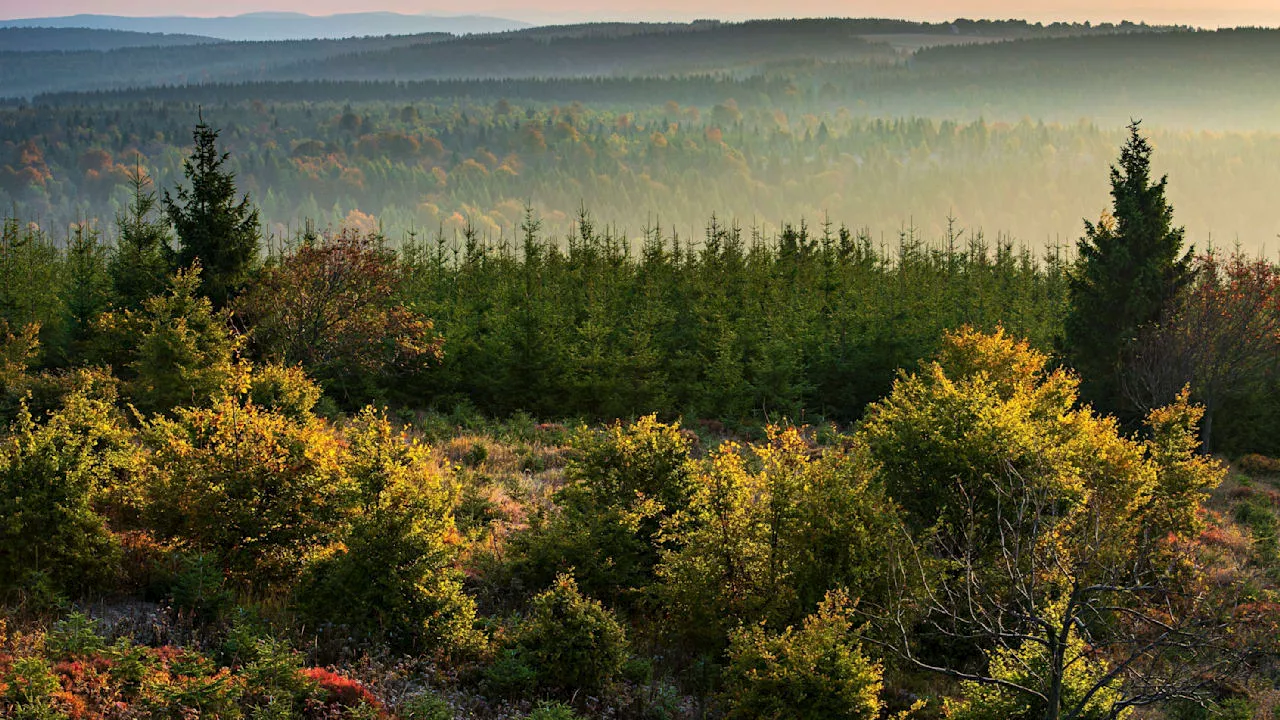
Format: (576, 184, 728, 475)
(0, 12, 531, 41)
(0, 18, 1181, 99)
(0, 27, 218, 52)
(271, 19, 901, 82)
(0, 33, 451, 97)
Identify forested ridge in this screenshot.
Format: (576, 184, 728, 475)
(2, 17, 1280, 720)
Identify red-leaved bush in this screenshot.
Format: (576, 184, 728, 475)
(303, 667, 386, 716)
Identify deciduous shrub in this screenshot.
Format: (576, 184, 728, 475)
(235, 228, 442, 406)
(145, 396, 355, 586)
(946, 635, 1128, 720)
(721, 589, 887, 720)
(1238, 453, 1280, 476)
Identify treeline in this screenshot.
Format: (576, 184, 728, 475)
(269, 20, 896, 84)
(0, 201, 1068, 421)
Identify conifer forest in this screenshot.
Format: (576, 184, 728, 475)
(1, 15, 1279, 720)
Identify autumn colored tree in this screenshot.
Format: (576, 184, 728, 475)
(235, 228, 441, 406)
(1123, 251, 1280, 450)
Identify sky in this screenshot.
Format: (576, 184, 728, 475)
(2, 0, 1279, 27)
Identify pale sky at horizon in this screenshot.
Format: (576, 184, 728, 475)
(2, 0, 1279, 27)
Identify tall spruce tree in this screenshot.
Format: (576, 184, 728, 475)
(164, 115, 260, 305)
(1064, 121, 1191, 417)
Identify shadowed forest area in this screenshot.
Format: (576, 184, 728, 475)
(1, 17, 1280, 720)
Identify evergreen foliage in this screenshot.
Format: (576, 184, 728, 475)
(109, 166, 176, 311)
(296, 408, 482, 656)
(510, 415, 694, 609)
(0, 381, 132, 598)
(94, 266, 242, 414)
(721, 589, 889, 720)
(144, 395, 356, 586)
(1065, 121, 1192, 417)
(511, 574, 629, 693)
(62, 223, 111, 358)
(658, 428, 897, 647)
(164, 116, 261, 305)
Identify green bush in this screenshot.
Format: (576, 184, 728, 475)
(95, 265, 242, 414)
(0, 386, 133, 598)
(1235, 495, 1280, 570)
(2, 656, 60, 707)
(295, 408, 482, 656)
(511, 416, 693, 609)
(166, 551, 235, 619)
(482, 649, 538, 699)
(245, 363, 322, 420)
(947, 634, 1127, 720)
(658, 428, 897, 647)
(721, 589, 887, 720)
(514, 574, 629, 693)
(140, 649, 244, 719)
(44, 611, 105, 659)
(239, 637, 320, 713)
(1166, 697, 1255, 720)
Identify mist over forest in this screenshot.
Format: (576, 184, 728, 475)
(5, 20, 1280, 249)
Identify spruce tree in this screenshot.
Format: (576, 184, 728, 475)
(164, 115, 261, 305)
(63, 222, 111, 353)
(109, 163, 175, 310)
(1064, 121, 1191, 416)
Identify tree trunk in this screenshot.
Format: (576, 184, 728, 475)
(1046, 632, 1066, 720)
